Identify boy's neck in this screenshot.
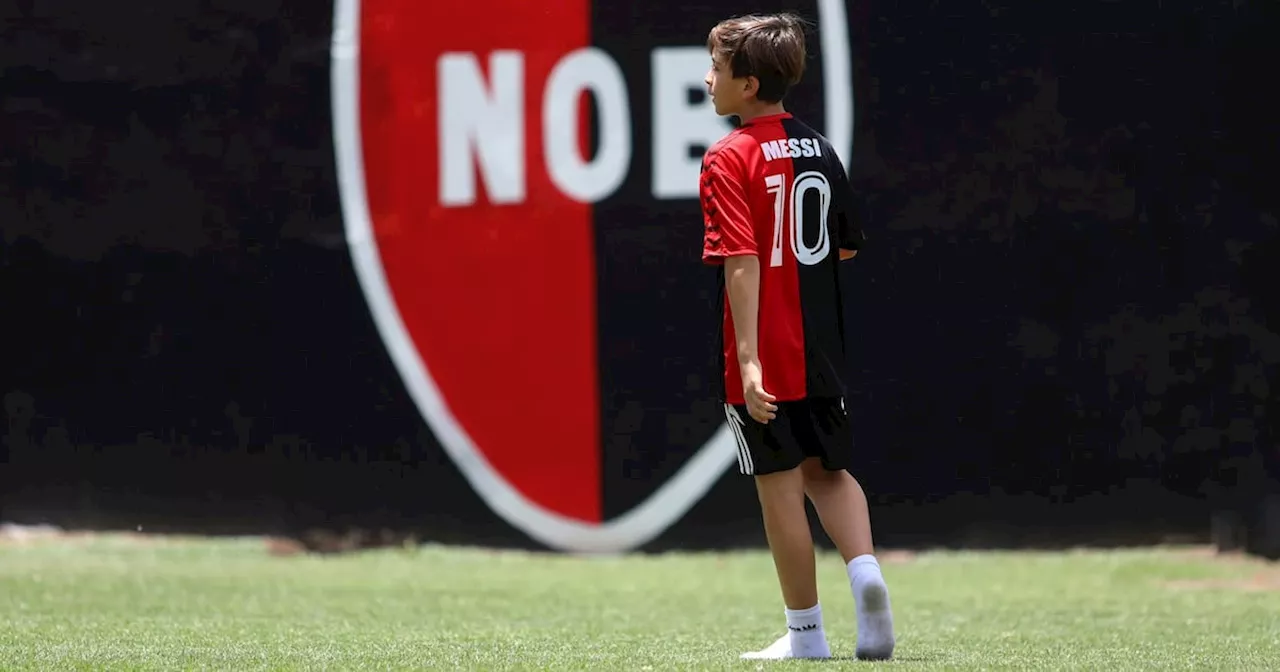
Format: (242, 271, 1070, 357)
(737, 102, 787, 124)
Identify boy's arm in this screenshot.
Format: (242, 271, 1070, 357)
(724, 254, 762, 371)
(700, 149, 771, 404)
(700, 149, 759, 366)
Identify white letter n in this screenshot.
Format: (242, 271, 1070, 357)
(438, 51, 525, 206)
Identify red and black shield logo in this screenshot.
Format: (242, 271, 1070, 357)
(331, 0, 854, 552)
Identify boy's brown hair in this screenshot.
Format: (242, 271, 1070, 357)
(707, 13, 809, 103)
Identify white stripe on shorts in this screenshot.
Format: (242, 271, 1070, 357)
(723, 403, 754, 475)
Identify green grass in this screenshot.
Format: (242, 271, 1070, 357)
(1, 534, 1279, 670)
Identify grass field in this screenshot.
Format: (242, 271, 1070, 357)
(2, 533, 1279, 670)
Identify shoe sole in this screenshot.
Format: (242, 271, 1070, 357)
(855, 581, 894, 661)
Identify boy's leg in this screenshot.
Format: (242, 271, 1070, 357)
(800, 398, 896, 661)
(755, 467, 818, 610)
(725, 404, 832, 661)
(800, 458, 873, 561)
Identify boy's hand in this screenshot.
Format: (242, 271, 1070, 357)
(740, 361, 778, 423)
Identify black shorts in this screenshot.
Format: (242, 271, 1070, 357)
(723, 396, 853, 476)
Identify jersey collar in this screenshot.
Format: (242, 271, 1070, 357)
(739, 112, 793, 127)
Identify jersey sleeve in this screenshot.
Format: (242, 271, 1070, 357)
(700, 149, 756, 265)
(829, 155, 866, 251)
(837, 192, 866, 251)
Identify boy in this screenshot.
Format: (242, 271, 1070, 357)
(699, 13, 896, 661)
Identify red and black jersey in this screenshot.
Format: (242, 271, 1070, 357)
(700, 112, 864, 406)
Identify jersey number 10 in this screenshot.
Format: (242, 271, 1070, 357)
(764, 171, 833, 268)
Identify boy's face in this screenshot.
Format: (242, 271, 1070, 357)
(705, 54, 752, 117)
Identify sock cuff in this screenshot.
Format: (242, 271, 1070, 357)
(784, 602, 822, 620)
(847, 554, 881, 577)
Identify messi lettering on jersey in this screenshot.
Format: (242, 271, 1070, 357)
(760, 137, 823, 162)
(700, 112, 864, 407)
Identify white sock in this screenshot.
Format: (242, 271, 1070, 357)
(848, 555, 896, 660)
(785, 603, 831, 657)
(739, 603, 832, 660)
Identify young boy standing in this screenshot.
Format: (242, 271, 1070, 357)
(699, 12, 897, 661)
